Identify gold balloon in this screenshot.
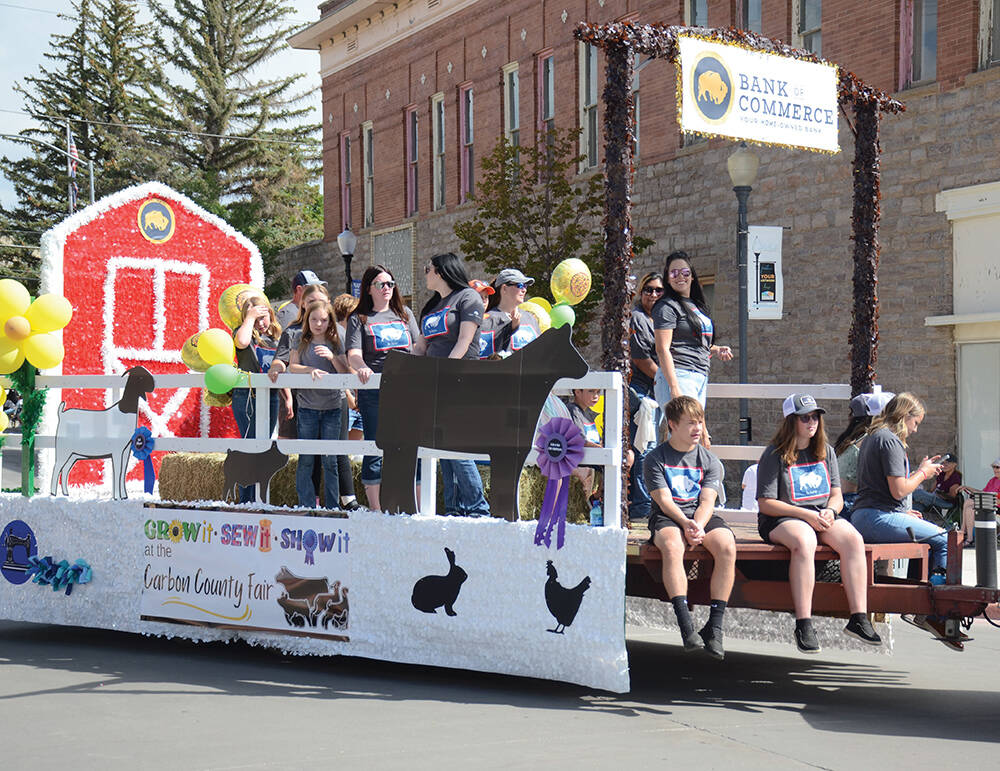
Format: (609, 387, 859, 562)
(0, 411, 8, 432)
(25, 294, 73, 333)
(526, 297, 552, 313)
(218, 283, 260, 330)
(203, 389, 233, 407)
(181, 333, 211, 372)
(22, 332, 64, 370)
(517, 301, 551, 333)
(550, 258, 592, 307)
(0, 279, 30, 322)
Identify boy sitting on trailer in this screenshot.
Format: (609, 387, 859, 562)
(644, 396, 737, 659)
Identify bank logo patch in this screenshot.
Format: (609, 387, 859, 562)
(137, 198, 175, 244)
(691, 53, 734, 124)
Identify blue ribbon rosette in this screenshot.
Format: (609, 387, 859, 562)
(130, 426, 156, 494)
(534, 417, 585, 549)
(25, 556, 93, 595)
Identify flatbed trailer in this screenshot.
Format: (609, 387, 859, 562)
(625, 520, 1000, 639)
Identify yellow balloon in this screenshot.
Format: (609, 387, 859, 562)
(218, 283, 259, 330)
(0, 410, 7, 433)
(518, 301, 551, 333)
(25, 294, 73, 333)
(550, 258, 592, 306)
(182, 333, 211, 372)
(197, 328, 236, 367)
(0, 279, 30, 323)
(526, 297, 552, 313)
(22, 332, 64, 370)
(0, 386, 5, 405)
(0, 338, 24, 375)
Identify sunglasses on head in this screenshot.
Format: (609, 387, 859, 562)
(642, 286, 664, 295)
(669, 267, 692, 279)
(796, 413, 821, 424)
(506, 282, 527, 290)
(375, 280, 395, 290)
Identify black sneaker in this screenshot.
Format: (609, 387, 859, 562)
(341, 499, 362, 511)
(794, 621, 821, 654)
(699, 625, 725, 660)
(682, 629, 702, 652)
(843, 615, 882, 646)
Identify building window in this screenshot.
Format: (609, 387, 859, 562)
(362, 121, 374, 227)
(503, 63, 520, 150)
(579, 43, 599, 169)
(405, 106, 418, 216)
(993, 0, 1000, 64)
(911, 0, 938, 83)
(537, 52, 555, 137)
(799, 0, 821, 55)
(431, 93, 445, 210)
(339, 131, 351, 230)
(740, 0, 762, 32)
(459, 84, 474, 202)
(686, 0, 708, 26)
(632, 54, 650, 160)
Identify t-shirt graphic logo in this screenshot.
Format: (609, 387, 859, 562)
(582, 421, 601, 445)
(511, 325, 538, 351)
(421, 305, 451, 338)
(788, 461, 830, 502)
(478, 330, 495, 359)
(692, 306, 713, 341)
(370, 320, 412, 351)
(664, 464, 704, 502)
(255, 343, 276, 372)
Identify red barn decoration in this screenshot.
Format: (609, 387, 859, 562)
(39, 182, 263, 491)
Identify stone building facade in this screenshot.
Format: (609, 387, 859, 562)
(290, 0, 1000, 485)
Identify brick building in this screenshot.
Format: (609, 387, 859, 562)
(290, 1, 1000, 485)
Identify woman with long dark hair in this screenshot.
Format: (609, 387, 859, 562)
(652, 252, 732, 442)
(756, 394, 881, 654)
(628, 271, 664, 520)
(416, 252, 490, 516)
(346, 265, 420, 511)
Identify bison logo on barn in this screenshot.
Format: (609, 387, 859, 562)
(137, 199, 175, 243)
(691, 53, 733, 122)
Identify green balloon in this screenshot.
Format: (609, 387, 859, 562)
(549, 303, 575, 329)
(205, 363, 241, 394)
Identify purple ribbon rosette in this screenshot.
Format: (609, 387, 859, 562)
(534, 417, 585, 549)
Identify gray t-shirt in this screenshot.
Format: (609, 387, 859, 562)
(651, 296, 713, 375)
(274, 324, 302, 366)
(756, 443, 841, 523)
(421, 287, 483, 360)
(629, 307, 658, 391)
(643, 442, 724, 519)
(275, 300, 298, 333)
(854, 427, 912, 513)
(346, 307, 419, 372)
(295, 339, 343, 411)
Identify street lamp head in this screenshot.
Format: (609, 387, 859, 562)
(727, 141, 760, 188)
(337, 226, 357, 256)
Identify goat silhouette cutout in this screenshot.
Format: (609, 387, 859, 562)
(376, 325, 588, 519)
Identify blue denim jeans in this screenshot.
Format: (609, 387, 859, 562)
(439, 459, 489, 516)
(912, 488, 956, 514)
(851, 506, 948, 572)
(230, 387, 280, 503)
(654, 366, 708, 409)
(295, 407, 341, 509)
(627, 380, 659, 519)
(357, 388, 381, 486)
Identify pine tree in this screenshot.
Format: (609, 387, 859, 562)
(0, 0, 166, 282)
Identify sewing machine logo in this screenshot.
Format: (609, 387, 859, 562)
(137, 198, 175, 244)
(1, 520, 37, 585)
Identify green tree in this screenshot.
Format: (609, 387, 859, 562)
(0, 0, 167, 279)
(454, 129, 607, 343)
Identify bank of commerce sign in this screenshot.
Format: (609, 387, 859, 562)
(677, 34, 839, 153)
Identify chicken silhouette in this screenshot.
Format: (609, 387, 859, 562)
(544, 560, 591, 634)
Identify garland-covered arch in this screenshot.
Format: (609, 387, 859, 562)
(574, 21, 904, 521)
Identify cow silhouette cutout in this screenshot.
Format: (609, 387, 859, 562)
(376, 325, 589, 520)
(222, 440, 289, 503)
(411, 547, 467, 616)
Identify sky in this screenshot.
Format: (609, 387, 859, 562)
(0, 0, 325, 225)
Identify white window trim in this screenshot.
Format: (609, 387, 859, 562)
(578, 41, 599, 171)
(502, 62, 520, 146)
(362, 120, 374, 228)
(431, 92, 445, 210)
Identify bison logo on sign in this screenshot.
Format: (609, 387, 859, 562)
(691, 53, 733, 123)
(39, 181, 263, 492)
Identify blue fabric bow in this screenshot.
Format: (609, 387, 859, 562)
(130, 426, 156, 493)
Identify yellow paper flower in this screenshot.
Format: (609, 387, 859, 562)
(168, 520, 184, 543)
(0, 279, 73, 374)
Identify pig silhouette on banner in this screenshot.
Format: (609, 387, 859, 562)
(375, 326, 588, 521)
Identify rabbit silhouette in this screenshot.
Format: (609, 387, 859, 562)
(411, 547, 468, 616)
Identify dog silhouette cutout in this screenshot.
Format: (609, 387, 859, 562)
(376, 325, 588, 519)
(222, 440, 288, 503)
(411, 547, 467, 616)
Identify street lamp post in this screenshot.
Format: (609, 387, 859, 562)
(337, 226, 358, 296)
(727, 142, 759, 447)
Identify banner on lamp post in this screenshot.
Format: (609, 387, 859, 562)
(748, 225, 783, 320)
(677, 35, 839, 153)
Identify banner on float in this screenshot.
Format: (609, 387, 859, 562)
(748, 225, 783, 320)
(140, 510, 352, 638)
(677, 35, 839, 153)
